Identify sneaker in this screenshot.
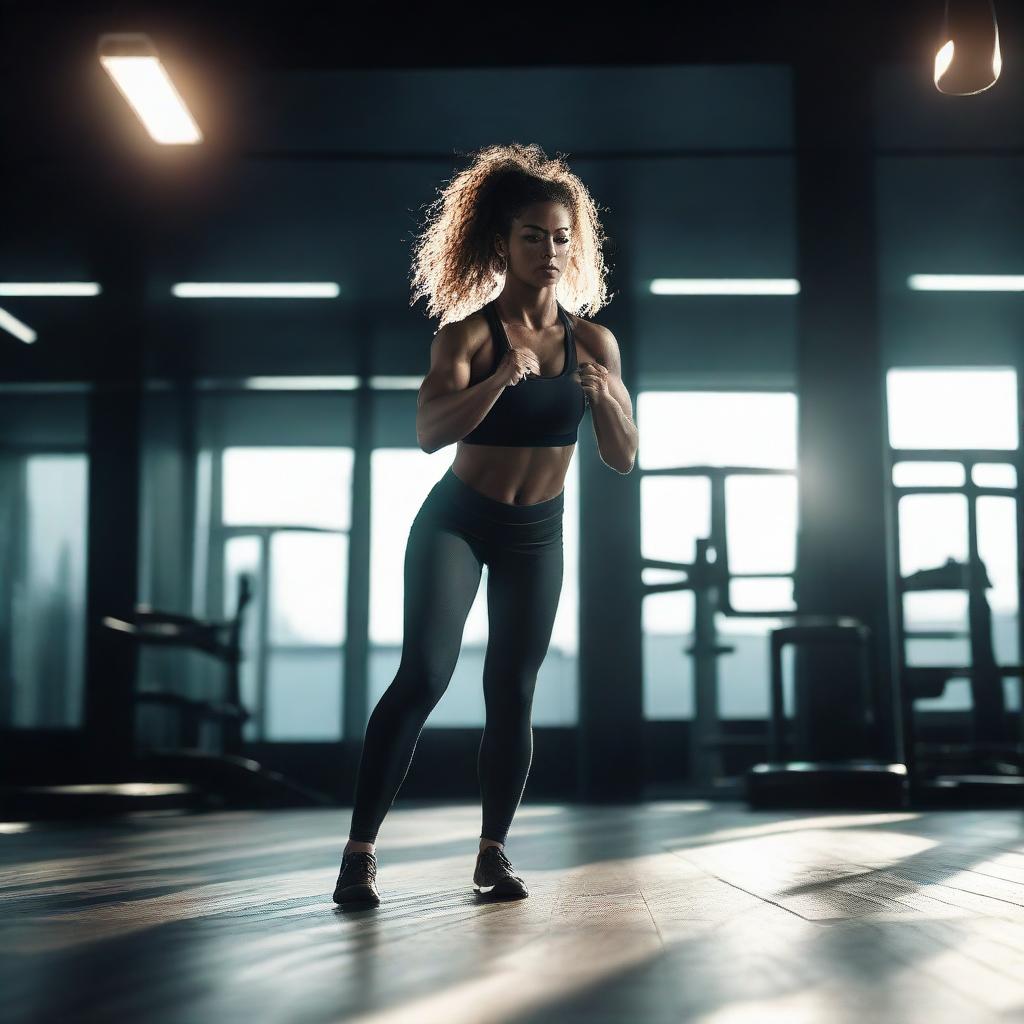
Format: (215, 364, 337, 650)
(473, 846, 528, 899)
(333, 850, 380, 906)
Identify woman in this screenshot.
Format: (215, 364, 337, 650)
(333, 143, 638, 906)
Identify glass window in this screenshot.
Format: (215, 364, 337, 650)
(266, 649, 343, 741)
(642, 590, 694, 719)
(972, 464, 1016, 489)
(638, 391, 797, 720)
(892, 462, 966, 488)
(886, 369, 1018, 451)
(214, 446, 352, 740)
(899, 493, 971, 668)
(724, 474, 797, 576)
(889, 366, 1022, 713)
(0, 454, 89, 728)
(897, 493, 969, 576)
(637, 392, 798, 471)
(640, 476, 710, 565)
(269, 532, 347, 646)
(223, 447, 351, 529)
(976, 495, 1020, 667)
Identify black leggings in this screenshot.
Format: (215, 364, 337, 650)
(348, 466, 564, 847)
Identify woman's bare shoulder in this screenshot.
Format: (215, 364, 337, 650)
(564, 310, 609, 358)
(433, 307, 492, 351)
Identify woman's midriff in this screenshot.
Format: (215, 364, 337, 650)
(448, 311, 581, 506)
(451, 442, 574, 506)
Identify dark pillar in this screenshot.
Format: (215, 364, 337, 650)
(793, 53, 896, 761)
(82, 197, 146, 775)
(577, 206, 645, 800)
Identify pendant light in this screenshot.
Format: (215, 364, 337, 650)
(934, 0, 1002, 95)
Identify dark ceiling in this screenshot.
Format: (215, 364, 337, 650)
(0, 1, 985, 73)
(1, 0, 1021, 383)
(2, 0, 1015, 163)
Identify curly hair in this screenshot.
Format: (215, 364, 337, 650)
(408, 142, 612, 328)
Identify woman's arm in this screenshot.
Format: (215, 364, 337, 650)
(579, 324, 638, 474)
(416, 323, 506, 453)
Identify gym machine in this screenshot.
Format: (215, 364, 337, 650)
(641, 463, 907, 805)
(897, 556, 1023, 805)
(888, 447, 1024, 807)
(103, 573, 329, 808)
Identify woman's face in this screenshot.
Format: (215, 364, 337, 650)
(497, 201, 573, 287)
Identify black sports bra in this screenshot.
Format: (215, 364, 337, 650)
(461, 300, 589, 447)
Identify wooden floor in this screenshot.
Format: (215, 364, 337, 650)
(2, 801, 1024, 1024)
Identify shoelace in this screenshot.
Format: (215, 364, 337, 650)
(483, 847, 515, 875)
(343, 851, 377, 878)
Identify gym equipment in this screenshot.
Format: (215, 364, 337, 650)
(641, 465, 786, 797)
(897, 556, 1024, 806)
(102, 574, 329, 808)
(641, 463, 907, 803)
(745, 616, 908, 809)
(104, 574, 253, 756)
